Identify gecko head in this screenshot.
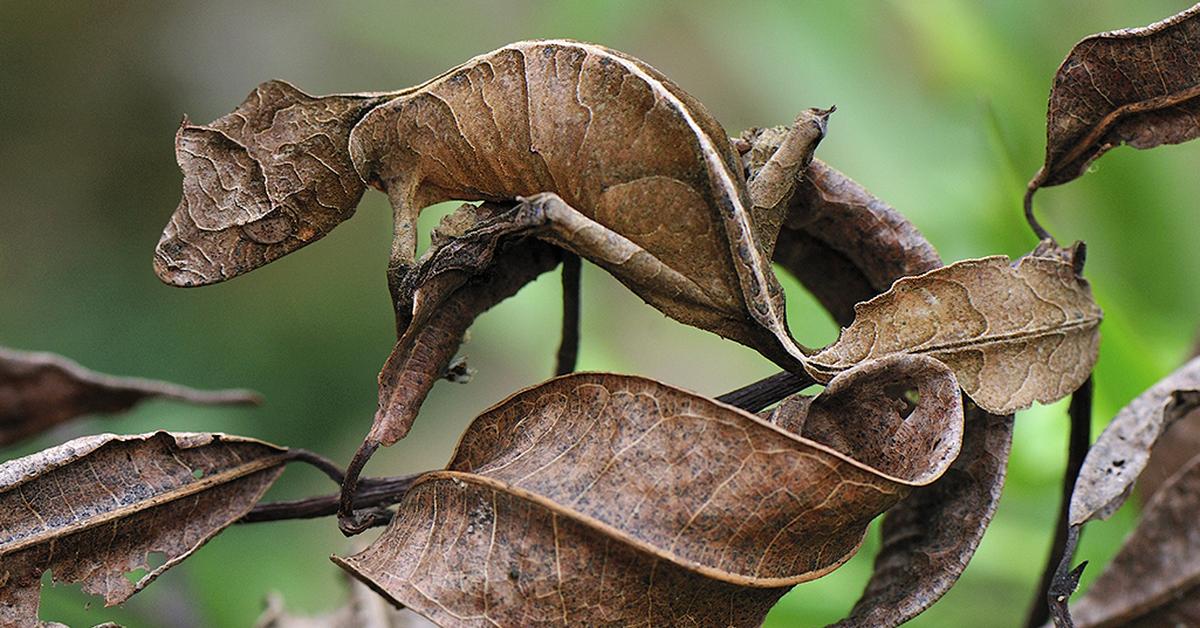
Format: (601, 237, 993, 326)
(154, 80, 387, 287)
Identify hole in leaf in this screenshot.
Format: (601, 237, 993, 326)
(147, 551, 167, 569)
(416, 200, 482, 256)
(884, 383, 920, 418)
(192, 468, 205, 479)
(125, 568, 148, 584)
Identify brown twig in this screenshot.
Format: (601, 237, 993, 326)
(1028, 375, 1093, 627)
(240, 473, 418, 524)
(286, 448, 346, 484)
(555, 252, 581, 376)
(338, 439, 381, 535)
(716, 370, 818, 413)
(1048, 529, 1087, 628)
(1024, 185, 1054, 243)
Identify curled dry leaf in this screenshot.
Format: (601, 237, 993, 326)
(0, 432, 288, 625)
(1068, 356, 1200, 526)
(832, 408, 1014, 628)
(156, 40, 827, 373)
(1029, 4, 1200, 196)
(1137, 404, 1200, 502)
(782, 159, 942, 293)
(1069, 453, 1200, 627)
(1137, 339, 1200, 502)
(772, 168, 1015, 626)
(340, 202, 562, 533)
(0, 347, 260, 447)
(809, 253, 1102, 415)
(336, 359, 963, 626)
(735, 142, 1015, 626)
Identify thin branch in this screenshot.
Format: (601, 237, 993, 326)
(1049, 529, 1087, 628)
(555, 252, 581, 376)
(286, 448, 346, 484)
(338, 439, 380, 536)
(1028, 375, 1093, 627)
(240, 474, 418, 524)
(1024, 186, 1054, 243)
(716, 370, 817, 413)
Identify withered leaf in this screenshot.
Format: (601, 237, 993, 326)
(1137, 404, 1200, 502)
(155, 80, 389, 286)
(779, 172, 1012, 625)
(339, 202, 563, 533)
(1138, 339, 1200, 502)
(336, 360, 962, 626)
(157, 41, 824, 373)
(0, 347, 259, 447)
(737, 147, 1013, 626)
(785, 159, 943, 288)
(833, 408, 1014, 627)
(1029, 4, 1200, 195)
(0, 431, 288, 625)
(1069, 356, 1200, 526)
(808, 253, 1102, 414)
(341, 476, 792, 627)
(1069, 453, 1200, 627)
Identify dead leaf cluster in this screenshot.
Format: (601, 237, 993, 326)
(10, 6, 1200, 625)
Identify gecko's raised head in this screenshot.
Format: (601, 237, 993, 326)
(154, 80, 388, 286)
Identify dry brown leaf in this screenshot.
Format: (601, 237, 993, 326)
(1137, 338, 1200, 502)
(0, 347, 259, 447)
(335, 361, 963, 626)
(1069, 453, 1200, 627)
(341, 477, 792, 627)
(832, 408, 1014, 627)
(1137, 405, 1200, 502)
(1069, 356, 1200, 526)
(0, 431, 288, 625)
(808, 253, 1102, 414)
(1029, 4, 1200, 196)
(337, 202, 564, 533)
(154, 81, 389, 286)
(773, 169, 1013, 625)
(735, 146, 1013, 626)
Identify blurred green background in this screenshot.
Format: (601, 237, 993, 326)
(2, 1, 1198, 626)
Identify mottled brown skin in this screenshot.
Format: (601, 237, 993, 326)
(156, 40, 829, 373)
(348, 40, 820, 370)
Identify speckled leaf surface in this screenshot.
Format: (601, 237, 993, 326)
(0, 432, 288, 625)
(337, 362, 963, 626)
